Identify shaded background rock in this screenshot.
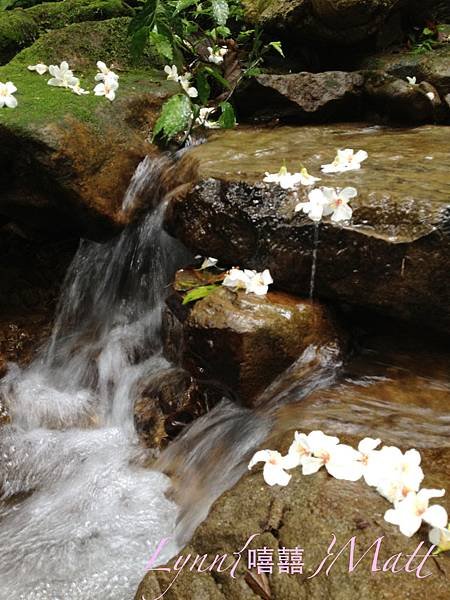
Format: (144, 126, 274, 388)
(166, 125, 450, 334)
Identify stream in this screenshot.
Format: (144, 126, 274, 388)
(0, 150, 449, 600)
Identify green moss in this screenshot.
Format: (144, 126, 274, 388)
(0, 10, 39, 64)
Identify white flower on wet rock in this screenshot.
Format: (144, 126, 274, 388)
(323, 186, 357, 222)
(426, 91, 435, 101)
(367, 447, 424, 503)
(222, 268, 251, 291)
(207, 46, 228, 64)
(325, 437, 382, 482)
(28, 63, 48, 75)
(295, 188, 330, 222)
(429, 524, 450, 552)
(406, 76, 417, 85)
(263, 165, 302, 190)
(246, 269, 273, 296)
(297, 430, 340, 476)
(0, 81, 18, 108)
(94, 74, 119, 101)
(248, 449, 292, 486)
(179, 73, 198, 98)
(298, 167, 321, 186)
(321, 148, 368, 173)
(47, 62, 78, 88)
(384, 488, 448, 538)
(164, 65, 179, 82)
(95, 61, 119, 83)
(200, 257, 218, 270)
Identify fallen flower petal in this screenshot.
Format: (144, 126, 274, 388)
(28, 63, 48, 75)
(248, 450, 292, 486)
(0, 81, 18, 108)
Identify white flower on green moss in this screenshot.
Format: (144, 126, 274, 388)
(94, 75, 119, 101)
(429, 524, 450, 553)
(406, 76, 417, 85)
(28, 63, 48, 75)
(69, 81, 90, 96)
(179, 73, 198, 98)
(207, 46, 228, 64)
(263, 165, 302, 190)
(248, 450, 292, 486)
(384, 489, 447, 538)
(200, 257, 218, 270)
(47, 62, 79, 88)
(298, 167, 321, 186)
(321, 149, 368, 173)
(164, 64, 179, 82)
(95, 61, 119, 83)
(0, 81, 17, 108)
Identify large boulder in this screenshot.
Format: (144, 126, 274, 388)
(0, 18, 176, 240)
(169, 276, 343, 406)
(165, 124, 450, 333)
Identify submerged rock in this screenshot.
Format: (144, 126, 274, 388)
(166, 124, 450, 333)
(0, 18, 175, 240)
(172, 281, 342, 407)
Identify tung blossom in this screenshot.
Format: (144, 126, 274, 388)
(47, 62, 78, 88)
(366, 446, 424, 503)
(384, 489, 448, 538)
(222, 268, 273, 296)
(294, 430, 340, 476)
(263, 166, 303, 190)
(195, 107, 220, 129)
(0, 81, 17, 109)
(298, 167, 321, 186)
(429, 525, 450, 553)
(207, 46, 228, 64)
(248, 450, 292, 486)
(295, 188, 330, 222)
(321, 148, 368, 173)
(70, 82, 90, 96)
(406, 76, 417, 85)
(179, 73, 198, 98)
(28, 63, 48, 75)
(164, 65, 179, 82)
(295, 187, 356, 223)
(426, 91, 435, 101)
(95, 61, 119, 83)
(200, 257, 218, 270)
(94, 74, 119, 101)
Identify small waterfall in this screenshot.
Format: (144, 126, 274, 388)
(309, 224, 320, 299)
(0, 156, 189, 600)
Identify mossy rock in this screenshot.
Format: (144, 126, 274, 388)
(0, 0, 133, 64)
(0, 19, 177, 240)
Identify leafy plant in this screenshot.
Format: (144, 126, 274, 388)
(129, 0, 283, 143)
(409, 26, 439, 54)
(182, 284, 220, 304)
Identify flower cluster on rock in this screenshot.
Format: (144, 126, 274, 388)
(249, 430, 449, 551)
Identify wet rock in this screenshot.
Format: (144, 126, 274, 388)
(0, 356, 7, 380)
(174, 283, 342, 407)
(236, 71, 364, 122)
(0, 0, 132, 65)
(166, 125, 450, 333)
(134, 367, 209, 449)
(0, 18, 174, 241)
(364, 71, 442, 122)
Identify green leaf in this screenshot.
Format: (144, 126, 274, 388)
(182, 285, 220, 304)
(196, 70, 211, 104)
(218, 101, 236, 128)
(268, 40, 284, 57)
(130, 27, 150, 61)
(215, 25, 231, 37)
(174, 0, 198, 14)
(129, 0, 158, 34)
(153, 94, 193, 141)
(211, 0, 229, 25)
(244, 66, 262, 77)
(204, 66, 230, 89)
(149, 31, 174, 60)
(422, 27, 434, 36)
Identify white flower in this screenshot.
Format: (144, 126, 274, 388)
(321, 148, 368, 173)
(298, 430, 340, 476)
(406, 76, 417, 85)
(429, 525, 450, 552)
(28, 63, 48, 75)
(196, 107, 220, 129)
(426, 91, 435, 101)
(0, 81, 17, 109)
(263, 166, 302, 190)
(298, 167, 321, 186)
(164, 64, 179, 82)
(384, 489, 447, 537)
(248, 450, 292, 486)
(179, 73, 198, 98)
(47, 61, 79, 88)
(200, 257, 218, 270)
(207, 46, 228, 64)
(323, 186, 356, 222)
(284, 431, 314, 469)
(69, 81, 89, 96)
(95, 61, 119, 83)
(245, 269, 273, 296)
(366, 447, 424, 503)
(94, 75, 119, 101)
(222, 268, 273, 295)
(294, 188, 330, 222)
